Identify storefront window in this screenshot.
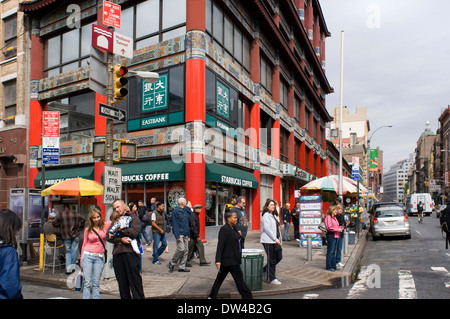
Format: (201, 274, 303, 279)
(205, 182, 217, 226)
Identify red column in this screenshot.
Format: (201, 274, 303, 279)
(272, 65, 281, 208)
(29, 29, 45, 188)
(185, 0, 206, 240)
(95, 93, 107, 217)
(250, 35, 261, 231)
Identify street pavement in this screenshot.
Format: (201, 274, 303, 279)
(20, 224, 369, 299)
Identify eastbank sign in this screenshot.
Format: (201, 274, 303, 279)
(122, 173, 170, 182)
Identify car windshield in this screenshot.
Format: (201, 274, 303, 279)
(375, 209, 405, 217)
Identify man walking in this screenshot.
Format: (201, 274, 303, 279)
(188, 204, 210, 266)
(230, 196, 248, 248)
(151, 201, 168, 265)
(168, 197, 191, 272)
(52, 204, 85, 274)
(137, 200, 151, 246)
(108, 199, 145, 299)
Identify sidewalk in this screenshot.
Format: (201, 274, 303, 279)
(20, 225, 369, 299)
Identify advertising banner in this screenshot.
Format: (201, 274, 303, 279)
(299, 195, 323, 248)
(369, 149, 379, 171)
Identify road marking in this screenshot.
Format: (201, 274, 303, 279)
(303, 293, 319, 299)
(415, 230, 422, 236)
(398, 270, 417, 299)
(446, 253, 450, 258)
(346, 266, 370, 299)
(431, 267, 450, 288)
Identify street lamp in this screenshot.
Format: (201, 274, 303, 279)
(128, 70, 159, 82)
(365, 124, 393, 211)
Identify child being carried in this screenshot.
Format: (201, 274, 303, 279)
(109, 211, 141, 254)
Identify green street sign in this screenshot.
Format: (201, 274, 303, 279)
(216, 81, 230, 120)
(141, 73, 168, 113)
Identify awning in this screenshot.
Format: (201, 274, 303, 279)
(116, 159, 185, 183)
(206, 163, 258, 189)
(34, 165, 95, 188)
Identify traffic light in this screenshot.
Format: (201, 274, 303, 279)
(113, 64, 129, 100)
(118, 141, 137, 161)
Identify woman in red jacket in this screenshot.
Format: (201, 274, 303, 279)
(324, 205, 344, 272)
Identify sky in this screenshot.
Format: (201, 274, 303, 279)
(319, 0, 450, 172)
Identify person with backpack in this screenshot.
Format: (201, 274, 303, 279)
(138, 200, 152, 247)
(441, 202, 450, 249)
(417, 201, 424, 223)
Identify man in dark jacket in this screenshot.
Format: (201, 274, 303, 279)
(208, 211, 252, 299)
(108, 199, 145, 299)
(230, 196, 248, 247)
(137, 200, 151, 246)
(168, 197, 191, 272)
(187, 204, 210, 266)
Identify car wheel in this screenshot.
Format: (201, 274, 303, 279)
(405, 234, 411, 239)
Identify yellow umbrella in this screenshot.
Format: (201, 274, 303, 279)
(41, 177, 103, 197)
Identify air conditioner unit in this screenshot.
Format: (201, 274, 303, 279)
(283, 164, 296, 176)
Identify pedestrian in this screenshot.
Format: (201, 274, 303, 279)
(151, 201, 168, 264)
(80, 206, 111, 299)
(0, 209, 23, 299)
(43, 209, 64, 247)
(230, 196, 248, 247)
(137, 200, 152, 247)
(335, 204, 345, 268)
(261, 199, 283, 285)
(188, 204, 211, 266)
(223, 194, 238, 216)
(291, 202, 300, 241)
(149, 197, 157, 211)
(208, 211, 253, 299)
(168, 197, 191, 273)
(281, 203, 291, 241)
(107, 199, 145, 299)
(52, 204, 85, 274)
(324, 205, 344, 272)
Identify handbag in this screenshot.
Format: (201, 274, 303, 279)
(92, 229, 108, 262)
(318, 221, 327, 234)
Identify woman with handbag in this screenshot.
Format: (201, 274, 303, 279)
(324, 205, 344, 272)
(260, 199, 283, 285)
(80, 206, 111, 299)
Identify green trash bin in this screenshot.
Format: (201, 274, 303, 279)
(241, 248, 264, 291)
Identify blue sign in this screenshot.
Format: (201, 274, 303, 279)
(43, 148, 59, 165)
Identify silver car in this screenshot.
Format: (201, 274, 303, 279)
(370, 206, 411, 240)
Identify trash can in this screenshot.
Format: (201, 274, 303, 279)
(241, 248, 264, 291)
(348, 231, 355, 245)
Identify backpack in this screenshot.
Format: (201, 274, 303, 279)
(319, 221, 327, 234)
(441, 207, 450, 249)
(142, 210, 152, 225)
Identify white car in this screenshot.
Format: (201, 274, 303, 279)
(370, 206, 411, 240)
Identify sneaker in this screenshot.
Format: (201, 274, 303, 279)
(168, 263, 174, 273)
(153, 260, 161, 265)
(178, 268, 190, 272)
(337, 262, 344, 267)
(270, 279, 281, 285)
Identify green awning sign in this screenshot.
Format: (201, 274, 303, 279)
(142, 73, 168, 112)
(206, 163, 258, 189)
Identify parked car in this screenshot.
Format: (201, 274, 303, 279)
(370, 206, 411, 240)
(369, 201, 404, 216)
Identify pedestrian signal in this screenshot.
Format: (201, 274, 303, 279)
(118, 142, 137, 161)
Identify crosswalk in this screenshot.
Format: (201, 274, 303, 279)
(303, 265, 450, 299)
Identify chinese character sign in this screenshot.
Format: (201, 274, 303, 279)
(216, 81, 230, 120)
(141, 73, 168, 113)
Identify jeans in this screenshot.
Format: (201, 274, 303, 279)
(141, 222, 151, 244)
(152, 232, 167, 262)
(81, 253, 105, 299)
(283, 222, 290, 241)
(64, 237, 79, 272)
(336, 234, 344, 264)
(326, 236, 338, 270)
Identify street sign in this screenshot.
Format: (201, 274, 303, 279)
(92, 24, 113, 53)
(98, 103, 126, 122)
(103, 0, 121, 28)
(113, 31, 133, 59)
(103, 165, 122, 204)
(43, 111, 60, 165)
(89, 46, 108, 96)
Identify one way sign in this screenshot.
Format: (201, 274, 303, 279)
(99, 103, 126, 122)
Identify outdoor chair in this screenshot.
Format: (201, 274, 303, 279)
(43, 234, 65, 274)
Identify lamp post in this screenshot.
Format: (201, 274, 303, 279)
(365, 124, 392, 213)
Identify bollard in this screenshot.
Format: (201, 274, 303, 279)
(306, 235, 313, 261)
(343, 230, 349, 254)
